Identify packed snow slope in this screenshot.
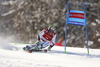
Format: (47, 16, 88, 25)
(0, 42, 100, 67)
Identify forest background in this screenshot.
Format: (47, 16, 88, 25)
(0, 0, 100, 49)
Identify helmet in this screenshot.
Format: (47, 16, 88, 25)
(48, 25, 55, 33)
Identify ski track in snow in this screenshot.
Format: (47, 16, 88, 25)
(0, 42, 100, 67)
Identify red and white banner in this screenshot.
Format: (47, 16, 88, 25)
(69, 12, 84, 19)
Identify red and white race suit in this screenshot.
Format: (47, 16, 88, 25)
(38, 29, 56, 48)
(28, 29, 56, 49)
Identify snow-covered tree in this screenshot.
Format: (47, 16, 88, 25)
(0, 0, 100, 48)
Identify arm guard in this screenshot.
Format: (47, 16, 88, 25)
(38, 35, 40, 41)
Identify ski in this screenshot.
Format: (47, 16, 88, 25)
(29, 49, 48, 53)
(23, 48, 48, 53)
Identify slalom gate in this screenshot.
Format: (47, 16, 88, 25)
(64, 1, 89, 54)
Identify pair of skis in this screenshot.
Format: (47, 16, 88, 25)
(23, 47, 48, 53)
(28, 49, 48, 53)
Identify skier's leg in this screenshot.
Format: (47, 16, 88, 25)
(23, 44, 37, 50)
(35, 40, 42, 46)
(42, 42, 54, 51)
(41, 41, 51, 48)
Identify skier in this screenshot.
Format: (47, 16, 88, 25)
(23, 25, 56, 52)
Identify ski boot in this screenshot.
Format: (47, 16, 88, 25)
(23, 45, 30, 51)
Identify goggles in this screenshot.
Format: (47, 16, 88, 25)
(49, 28, 55, 33)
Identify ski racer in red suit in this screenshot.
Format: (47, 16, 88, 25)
(23, 25, 56, 51)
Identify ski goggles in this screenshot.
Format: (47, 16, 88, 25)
(49, 28, 55, 33)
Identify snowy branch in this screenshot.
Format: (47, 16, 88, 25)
(1, 10, 15, 16)
(0, 1, 17, 5)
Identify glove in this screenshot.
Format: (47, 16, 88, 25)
(47, 45, 54, 51)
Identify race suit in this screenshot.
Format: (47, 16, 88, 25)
(38, 29, 56, 48)
(28, 29, 56, 49)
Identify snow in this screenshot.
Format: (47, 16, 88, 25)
(0, 42, 100, 67)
